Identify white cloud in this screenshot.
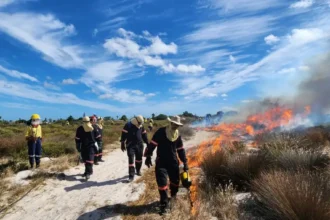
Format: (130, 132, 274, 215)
(46, 76, 52, 80)
(145, 36, 177, 55)
(277, 68, 296, 75)
(99, 17, 127, 32)
(104, 28, 205, 74)
(62, 78, 77, 85)
(229, 55, 236, 64)
(264, 34, 280, 45)
(288, 28, 326, 45)
(290, 0, 314, 8)
(0, 65, 38, 82)
(241, 100, 254, 103)
(184, 16, 276, 46)
(0, 102, 32, 109)
(201, 0, 285, 14)
(221, 93, 228, 97)
(44, 81, 61, 91)
(98, 89, 156, 103)
(0, 12, 85, 69)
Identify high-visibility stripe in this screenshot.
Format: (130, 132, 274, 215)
(75, 137, 80, 140)
(94, 154, 99, 156)
(177, 146, 184, 151)
(170, 182, 179, 187)
(129, 164, 135, 167)
(122, 129, 128, 133)
(35, 155, 41, 157)
(151, 140, 158, 146)
(85, 160, 94, 164)
(99, 153, 103, 155)
(158, 185, 168, 191)
(135, 160, 142, 163)
(142, 131, 147, 134)
(29, 155, 35, 157)
(96, 135, 101, 138)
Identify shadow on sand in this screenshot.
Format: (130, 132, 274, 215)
(64, 175, 129, 192)
(76, 201, 159, 220)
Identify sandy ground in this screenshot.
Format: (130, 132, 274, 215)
(2, 130, 215, 220)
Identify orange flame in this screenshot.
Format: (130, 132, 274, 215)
(188, 105, 311, 214)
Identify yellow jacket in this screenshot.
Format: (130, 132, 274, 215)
(25, 125, 42, 139)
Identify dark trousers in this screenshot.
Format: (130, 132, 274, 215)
(81, 146, 95, 175)
(156, 163, 180, 205)
(94, 141, 103, 163)
(127, 143, 144, 179)
(28, 139, 42, 166)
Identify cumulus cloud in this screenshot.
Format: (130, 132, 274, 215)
(264, 34, 280, 45)
(104, 28, 205, 74)
(44, 81, 61, 91)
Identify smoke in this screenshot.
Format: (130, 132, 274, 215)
(296, 53, 330, 115)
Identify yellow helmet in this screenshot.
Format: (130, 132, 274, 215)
(31, 114, 41, 120)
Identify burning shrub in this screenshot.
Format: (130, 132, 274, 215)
(250, 171, 330, 220)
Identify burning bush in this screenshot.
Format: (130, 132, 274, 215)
(250, 171, 330, 220)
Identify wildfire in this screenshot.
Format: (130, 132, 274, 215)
(187, 106, 311, 214)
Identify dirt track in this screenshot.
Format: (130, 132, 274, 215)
(2, 130, 215, 220)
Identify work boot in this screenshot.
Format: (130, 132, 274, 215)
(136, 170, 142, 176)
(85, 174, 90, 180)
(36, 163, 40, 168)
(159, 202, 170, 215)
(128, 176, 134, 182)
(30, 163, 34, 169)
(99, 159, 105, 162)
(94, 161, 99, 165)
(82, 173, 86, 177)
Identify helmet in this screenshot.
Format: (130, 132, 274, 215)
(90, 115, 97, 123)
(31, 114, 40, 120)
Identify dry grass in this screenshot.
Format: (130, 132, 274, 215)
(250, 171, 330, 220)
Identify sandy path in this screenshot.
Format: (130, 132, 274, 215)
(2, 130, 215, 220)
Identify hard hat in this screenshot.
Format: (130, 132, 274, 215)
(31, 114, 40, 120)
(83, 116, 90, 122)
(135, 115, 144, 124)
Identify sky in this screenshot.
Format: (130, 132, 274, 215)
(0, 0, 329, 120)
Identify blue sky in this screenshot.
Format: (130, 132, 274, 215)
(0, 0, 329, 120)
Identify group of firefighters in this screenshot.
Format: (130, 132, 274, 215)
(25, 113, 188, 214)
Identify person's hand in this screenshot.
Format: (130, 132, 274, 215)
(121, 142, 126, 152)
(76, 143, 81, 153)
(94, 142, 99, 152)
(145, 156, 153, 168)
(183, 163, 189, 172)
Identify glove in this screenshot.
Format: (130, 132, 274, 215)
(76, 143, 81, 153)
(121, 142, 126, 152)
(145, 156, 153, 168)
(94, 142, 99, 152)
(183, 163, 189, 172)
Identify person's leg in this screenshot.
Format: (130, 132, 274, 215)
(168, 165, 180, 198)
(27, 141, 35, 168)
(94, 144, 99, 165)
(127, 146, 135, 181)
(135, 144, 143, 176)
(98, 141, 104, 162)
(156, 165, 169, 211)
(35, 139, 42, 168)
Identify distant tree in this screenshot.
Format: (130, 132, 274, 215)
(152, 113, 155, 119)
(67, 115, 74, 123)
(206, 114, 212, 118)
(116, 116, 119, 120)
(154, 114, 167, 120)
(120, 115, 128, 121)
(0, 116, 2, 120)
(43, 118, 48, 123)
(182, 111, 194, 117)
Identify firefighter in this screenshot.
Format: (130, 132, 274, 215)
(144, 115, 189, 214)
(90, 115, 102, 165)
(97, 116, 105, 162)
(25, 114, 43, 169)
(120, 115, 148, 182)
(75, 116, 100, 180)
(148, 118, 154, 132)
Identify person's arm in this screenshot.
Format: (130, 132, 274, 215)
(176, 136, 188, 170)
(75, 127, 82, 152)
(144, 129, 161, 157)
(25, 127, 31, 141)
(120, 123, 129, 143)
(141, 127, 148, 144)
(38, 125, 42, 140)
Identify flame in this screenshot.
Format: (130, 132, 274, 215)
(188, 105, 311, 214)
